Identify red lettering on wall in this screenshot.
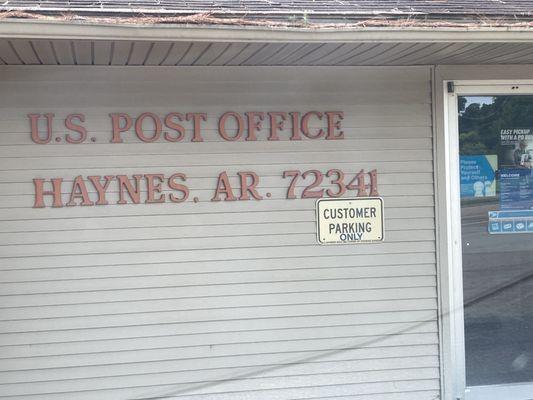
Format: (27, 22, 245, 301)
(144, 173, 165, 203)
(65, 114, 87, 144)
(245, 112, 264, 141)
(301, 111, 325, 139)
(33, 178, 63, 208)
(28, 109, 354, 210)
(67, 176, 94, 206)
(212, 172, 236, 201)
(117, 175, 142, 204)
(30, 168, 376, 208)
(289, 112, 302, 140)
(325, 111, 344, 140)
(28, 113, 54, 144)
(238, 171, 263, 200)
(218, 112, 244, 141)
(88, 175, 114, 205)
(168, 173, 189, 203)
(164, 113, 186, 142)
(110, 113, 132, 143)
(268, 112, 287, 141)
(135, 113, 162, 143)
(30, 110, 346, 144)
(185, 113, 206, 142)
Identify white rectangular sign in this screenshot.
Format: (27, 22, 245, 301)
(316, 197, 384, 244)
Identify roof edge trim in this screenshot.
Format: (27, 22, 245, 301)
(1, 20, 533, 43)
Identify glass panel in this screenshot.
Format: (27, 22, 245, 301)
(458, 95, 533, 387)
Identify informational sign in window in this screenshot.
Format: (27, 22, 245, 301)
(500, 168, 533, 211)
(500, 127, 533, 147)
(459, 155, 497, 198)
(488, 210, 533, 234)
(500, 127, 533, 170)
(316, 198, 384, 245)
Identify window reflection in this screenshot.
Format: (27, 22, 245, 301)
(458, 95, 533, 386)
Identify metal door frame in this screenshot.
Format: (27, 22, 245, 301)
(443, 80, 533, 400)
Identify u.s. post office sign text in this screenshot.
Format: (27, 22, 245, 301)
(27, 110, 383, 209)
(316, 198, 384, 244)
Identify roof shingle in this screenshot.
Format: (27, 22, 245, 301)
(0, 0, 532, 25)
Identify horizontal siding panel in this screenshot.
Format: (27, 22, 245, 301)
(0, 367, 439, 397)
(0, 146, 432, 160)
(0, 271, 436, 311)
(0, 298, 437, 334)
(0, 274, 436, 301)
(0, 197, 435, 221)
(0, 361, 440, 395)
(294, 391, 439, 400)
(0, 82, 413, 98)
(0, 248, 435, 269)
(0, 250, 435, 273)
(160, 379, 438, 400)
(0, 355, 439, 385)
(0, 208, 434, 232)
(0, 222, 433, 247)
(0, 243, 436, 270)
(0, 88, 427, 109)
(0, 310, 437, 347)
(0, 227, 436, 257)
(0, 93, 433, 108)
(0, 333, 439, 372)
(0, 286, 437, 320)
(0, 257, 435, 283)
(0, 380, 439, 400)
(0, 242, 436, 265)
(1, 310, 437, 346)
(4, 255, 434, 293)
(2, 252, 435, 273)
(0, 66, 430, 81)
(0, 66, 431, 81)
(1, 368, 438, 397)
(1, 72, 429, 89)
(0, 66, 437, 400)
(0, 218, 435, 246)
(0, 327, 438, 373)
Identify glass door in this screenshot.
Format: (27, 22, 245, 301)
(451, 84, 533, 400)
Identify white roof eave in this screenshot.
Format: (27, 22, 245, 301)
(0, 19, 533, 43)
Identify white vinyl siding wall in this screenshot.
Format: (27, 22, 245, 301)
(0, 66, 438, 400)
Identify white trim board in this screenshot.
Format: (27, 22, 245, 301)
(434, 69, 533, 400)
(2, 20, 533, 42)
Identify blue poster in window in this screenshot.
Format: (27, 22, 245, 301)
(500, 168, 533, 210)
(460, 155, 497, 198)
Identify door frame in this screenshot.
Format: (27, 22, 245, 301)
(441, 79, 533, 400)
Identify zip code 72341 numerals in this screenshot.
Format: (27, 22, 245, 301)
(282, 169, 378, 199)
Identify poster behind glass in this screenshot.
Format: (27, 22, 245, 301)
(458, 95, 533, 387)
